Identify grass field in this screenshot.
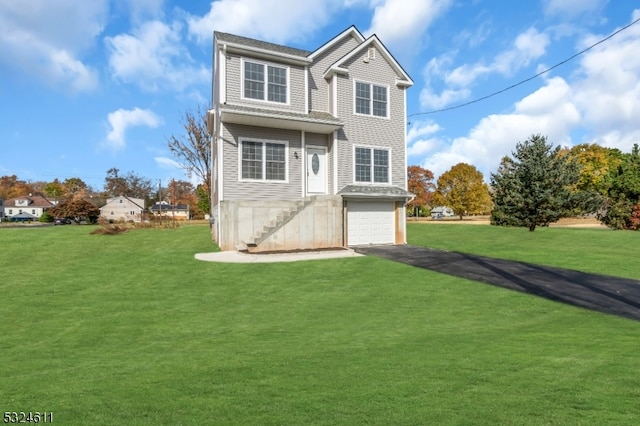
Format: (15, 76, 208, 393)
(1, 224, 639, 425)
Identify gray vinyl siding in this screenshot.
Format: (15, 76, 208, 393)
(224, 54, 306, 113)
(335, 48, 407, 190)
(222, 123, 302, 200)
(308, 36, 360, 113)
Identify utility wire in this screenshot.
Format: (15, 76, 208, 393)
(409, 15, 640, 118)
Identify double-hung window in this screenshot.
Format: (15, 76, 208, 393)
(241, 139, 287, 181)
(355, 147, 389, 183)
(243, 60, 288, 103)
(355, 81, 388, 117)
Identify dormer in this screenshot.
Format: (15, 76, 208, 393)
(15, 198, 31, 207)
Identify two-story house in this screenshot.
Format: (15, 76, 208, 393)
(99, 196, 146, 223)
(3, 194, 54, 221)
(209, 26, 413, 252)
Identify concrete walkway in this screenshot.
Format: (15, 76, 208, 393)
(354, 244, 640, 322)
(195, 248, 363, 263)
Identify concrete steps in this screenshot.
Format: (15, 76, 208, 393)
(242, 196, 315, 252)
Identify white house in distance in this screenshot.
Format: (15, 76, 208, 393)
(208, 26, 414, 252)
(3, 194, 54, 221)
(99, 196, 145, 223)
(149, 201, 190, 220)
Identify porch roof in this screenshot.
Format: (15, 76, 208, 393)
(338, 185, 414, 201)
(219, 104, 343, 134)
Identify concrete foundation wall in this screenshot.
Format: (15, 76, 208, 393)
(217, 196, 344, 252)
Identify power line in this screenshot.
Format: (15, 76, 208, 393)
(409, 15, 640, 118)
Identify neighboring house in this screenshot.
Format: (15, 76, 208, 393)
(150, 201, 190, 220)
(431, 206, 455, 218)
(0, 199, 4, 221)
(3, 194, 54, 221)
(209, 26, 414, 252)
(99, 196, 145, 223)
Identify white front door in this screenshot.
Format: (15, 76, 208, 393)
(306, 146, 327, 194)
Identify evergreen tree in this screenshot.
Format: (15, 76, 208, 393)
(490, 134, 599, 231)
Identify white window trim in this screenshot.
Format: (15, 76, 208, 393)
(353, 145, 392, 184)
(353, 80, 389, 119)
(238, 138, 290, 183)
(240, 58, 290, 106)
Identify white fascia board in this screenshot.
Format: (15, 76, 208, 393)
(222, 42, 312, 66)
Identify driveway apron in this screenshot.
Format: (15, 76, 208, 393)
(354, 245, 640, 322)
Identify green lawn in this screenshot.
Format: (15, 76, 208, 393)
(407, 222, 640, 280)
(1, 224, 639, 425)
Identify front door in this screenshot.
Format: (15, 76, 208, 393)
(306, 146, 327, 194)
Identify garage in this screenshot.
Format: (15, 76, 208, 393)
(347, 201, 395, 246)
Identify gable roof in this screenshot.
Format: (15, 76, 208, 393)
(307, 26, 365, 60)
(100, 196, 145, 210)
(215, 31, 312, 65)
(323, 34, 414, 87)
(4, 195, 54, 208)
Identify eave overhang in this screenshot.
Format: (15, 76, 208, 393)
(220, 42, 312, 66)
(338, 184, 415, 202)
(219, 105, 343, 134)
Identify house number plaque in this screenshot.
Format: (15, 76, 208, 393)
(312, 153, 320, 174)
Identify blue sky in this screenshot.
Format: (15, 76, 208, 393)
(1, 0, 639, 190)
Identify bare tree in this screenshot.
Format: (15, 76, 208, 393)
(167, 105, 211, 208)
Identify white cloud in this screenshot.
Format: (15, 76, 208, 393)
(421, 27, 549, 109)
(187, 0, 344, 45)
(492, 27, 550, 75)
(407, 120, 443, 157)
(155, 156, 182, 169)
(365, 0, 453, 46)
(105, 108, 162, 150)
(571, 11, 640, 150)
(419, 87, 471, 110)
(115, 0, 165, 23)
(416, 77, 581, 181)
(543, 0, 608, 18)
(105, 20, 210, 92)
(0, 0, 107, 92)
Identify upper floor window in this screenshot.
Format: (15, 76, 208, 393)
(355, 81, 388, 118)
(243, 60, 288, 104)
(240, 139, 288, 182)
(355, 147, 389, 183)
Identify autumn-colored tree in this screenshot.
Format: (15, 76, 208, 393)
(104, 168, 154, 201)
(50, 198, 100, 223)
(0, 175, 33, 198)
(564, 144, 623, 195)
(433, 163, 492, 219)
(407, 165, 435, 216)
(44, 179, 65, 201)
(164, 179, 196, 205)
(598, 144, 640, 229)
(63, 177, 88, 197)
(167, 105, 211, 211)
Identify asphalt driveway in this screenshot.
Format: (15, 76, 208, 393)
(354, 245, 640, 322)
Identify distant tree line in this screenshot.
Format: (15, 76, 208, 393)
(407, 134, 640, 231)
(0, 169, 210, 222)
(1, 104, 213, 224)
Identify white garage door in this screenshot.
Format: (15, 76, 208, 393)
(347, 201, 395, 246)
